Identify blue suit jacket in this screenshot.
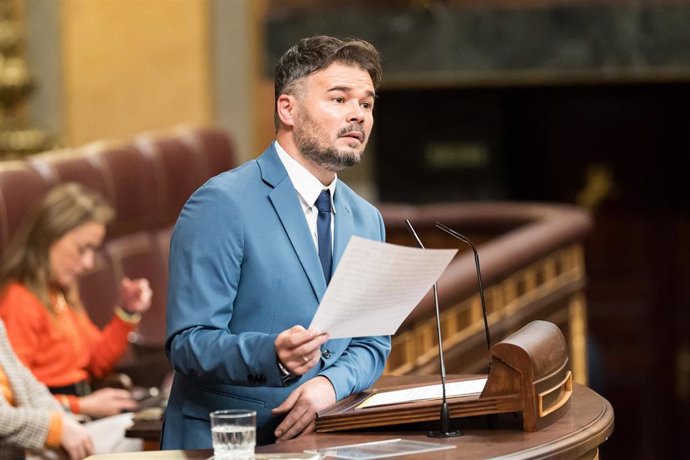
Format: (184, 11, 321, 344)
(161, 145, 391, 449)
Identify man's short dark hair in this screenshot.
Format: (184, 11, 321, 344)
(273, 36, 382, 128)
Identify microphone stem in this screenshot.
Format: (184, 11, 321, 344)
(436, 222, 492, 362)
(405, 219, 460, 437)
(432, 282, 448, 406)
(471, 243, 492, 362)
(435, 284, 453, 434)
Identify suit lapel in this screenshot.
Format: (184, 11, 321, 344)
(258, 146, 327, 301)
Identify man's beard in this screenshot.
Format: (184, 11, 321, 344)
(293, 108, 367, 172)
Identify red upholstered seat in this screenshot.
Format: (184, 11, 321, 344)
(0, 161, 52, 252)
(28, 149, 110, 200)
(135, 134, 208, 225)
(0, 126, 238, 388)
(104, 232, 168, 346)
(185, 125, 236, 177)
(83, 141, 163, 237)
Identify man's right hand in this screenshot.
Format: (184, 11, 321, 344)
(78, 387, 138, 418)
(275, 325, 329, 375)
(60, 416, 94, 460)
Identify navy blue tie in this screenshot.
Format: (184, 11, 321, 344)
(315, 189, 332, 283)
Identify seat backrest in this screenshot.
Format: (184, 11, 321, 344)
(0, 161, 52, 253)
(0, 125, 237, 352)
(135, 134, 208, 225)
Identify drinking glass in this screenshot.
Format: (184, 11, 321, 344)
(210, 409, 256, 460)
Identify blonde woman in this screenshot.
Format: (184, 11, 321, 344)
(0, 183, 152, 420)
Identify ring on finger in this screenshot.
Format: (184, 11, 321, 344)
(302, 354, 310, 363)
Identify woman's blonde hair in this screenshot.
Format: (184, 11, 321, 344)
(0, 183, 114, 308)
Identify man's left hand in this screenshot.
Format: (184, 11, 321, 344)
(272, 376, 336, 442)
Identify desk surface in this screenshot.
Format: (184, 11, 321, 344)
(258, 384, 613, 459)
(100, 383, 613, 460)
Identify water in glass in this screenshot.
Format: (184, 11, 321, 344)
(212, 424, 256, 460)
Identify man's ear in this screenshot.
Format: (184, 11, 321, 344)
(276, 94, 297, 128)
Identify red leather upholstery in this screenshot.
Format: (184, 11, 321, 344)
(87, 142, 162, 236)
(135, 134, 207, 225)
(0, 125, 237, 386)
(0, 161, 52, 252)
(28, 148, 109, 200)
(186, 125, 236, 177)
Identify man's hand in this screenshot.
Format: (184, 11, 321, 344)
(275, 325, 328, 375)
(272, 376, 336, 442)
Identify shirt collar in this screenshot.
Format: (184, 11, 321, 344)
(275, 141, 337, 210)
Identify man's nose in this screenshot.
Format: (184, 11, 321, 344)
(347, 101, 365, 123)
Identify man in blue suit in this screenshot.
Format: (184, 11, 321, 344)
(161, 35, 391, 449)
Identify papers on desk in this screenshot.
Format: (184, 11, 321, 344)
(83, 413, 143, 454)
(356, 377, 488, 409)
(254, 455, 323, 459)
(309, 236, 457, 339)
(211, 455, 321, 460)
(305, 438, 455, 459)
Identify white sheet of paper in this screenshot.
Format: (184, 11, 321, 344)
(356, 378, 488, 409)
(308, 236, 457, 339)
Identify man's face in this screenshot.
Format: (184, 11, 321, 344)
(292, 62, 375, 172)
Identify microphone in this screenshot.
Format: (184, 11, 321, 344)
(435, 221, 492, 370)
(405, 219, 461, 438)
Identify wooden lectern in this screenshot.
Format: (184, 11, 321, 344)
(316, 320, 572, 433)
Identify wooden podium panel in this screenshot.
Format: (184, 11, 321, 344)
(111, 383, 612, 460)
(257, 384, 613, 460)
(317, 321, 573, 434)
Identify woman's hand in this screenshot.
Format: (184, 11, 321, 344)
(119, 277, 152, 314)
(60, 415, 94, 460)
(78, 387, 138, 418)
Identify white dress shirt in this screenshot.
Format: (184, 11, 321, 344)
(275, 141, 335, 251)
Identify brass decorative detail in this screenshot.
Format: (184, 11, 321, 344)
(385, 244, 590, 384)
(0, 1, 53, 159)
(576, 163, 616, 211)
